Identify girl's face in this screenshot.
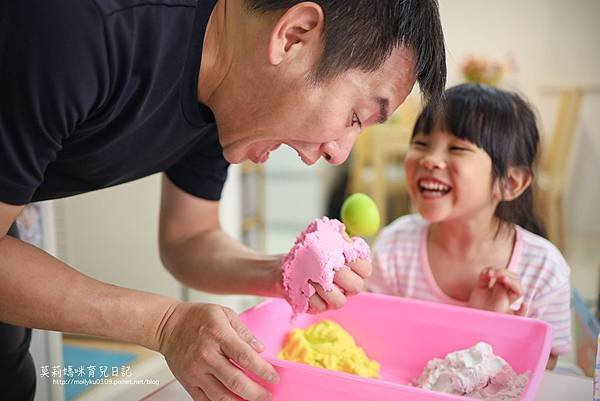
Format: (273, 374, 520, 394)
(404, 130, 501, 223)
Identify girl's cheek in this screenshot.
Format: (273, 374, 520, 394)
(404, 153, 418, 170)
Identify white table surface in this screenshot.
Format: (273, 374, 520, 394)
(142, 371, 592, 401)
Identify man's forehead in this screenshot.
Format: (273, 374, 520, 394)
(366, 49, 417, 93)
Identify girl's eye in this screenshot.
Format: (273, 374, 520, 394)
(450, 146, 468, 152)
(412, 140, 428, 147)
(351, 112, 362, 128)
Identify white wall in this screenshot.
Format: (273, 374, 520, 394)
(55, 174, 181, 298)
(56, 165, 245, 303)
(438, 0, 600, 235)
(264, 146, 336, 254)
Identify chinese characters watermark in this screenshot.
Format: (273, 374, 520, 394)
(39, 365, 160, 387)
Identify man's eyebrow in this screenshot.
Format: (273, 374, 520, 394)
(375, 97, 389, 124)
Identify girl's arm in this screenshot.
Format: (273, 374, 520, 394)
(469, 269, 561, 371)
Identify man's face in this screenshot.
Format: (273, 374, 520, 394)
(220, 48, 416, 166)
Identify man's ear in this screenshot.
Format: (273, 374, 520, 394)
(500, 166, 533, 201)
(267, 2, 324, 66)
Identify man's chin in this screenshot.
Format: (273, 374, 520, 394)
(223, 146, 274, 164)
(222, 149, 245, 164)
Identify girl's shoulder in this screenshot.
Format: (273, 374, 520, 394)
(514, 225, 570, 281)
(375, 214, 428, 250)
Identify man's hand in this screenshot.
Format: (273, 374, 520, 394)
(468, 267, 526, 316)
(159, 303, 279, 401)
(307, 258, 372, 313)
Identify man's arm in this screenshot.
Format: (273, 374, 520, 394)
(0, 200, 278, 401)
(0, 201, 177, 351)
(159, 175, 285, 297)
(159, 174, 372, 312)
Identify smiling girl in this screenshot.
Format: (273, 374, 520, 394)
(367, 84, 571, 369)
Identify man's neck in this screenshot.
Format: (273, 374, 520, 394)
(198, 0, 233, 107)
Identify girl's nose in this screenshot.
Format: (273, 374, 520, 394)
(420, 155, 446, 170)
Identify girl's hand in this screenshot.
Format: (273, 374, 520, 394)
(468, 267, 525, 315)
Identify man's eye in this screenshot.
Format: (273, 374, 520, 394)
(352, 112, 362, 128)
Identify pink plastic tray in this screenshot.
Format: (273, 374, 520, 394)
(239, 293, 553, 401)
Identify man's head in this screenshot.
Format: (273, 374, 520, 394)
(200, 0, 446, 165)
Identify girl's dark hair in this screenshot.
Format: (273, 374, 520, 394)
(412, 83, 547, 238)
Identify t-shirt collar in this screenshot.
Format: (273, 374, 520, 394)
(182, 0, 218, 127)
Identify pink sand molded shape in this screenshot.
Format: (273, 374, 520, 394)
(281, 217, 370, 315)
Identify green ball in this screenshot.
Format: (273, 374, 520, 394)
(341, 193, 381, 237)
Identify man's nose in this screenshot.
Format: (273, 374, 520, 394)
(321, 128, 362, 165)
(320, 140, 352, 165)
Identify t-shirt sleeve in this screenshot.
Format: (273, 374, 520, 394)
(523, 244, 573, 356)
(0, 0, 106, 205)
(165, 127, 230, 201)
(530, 278, 572, 356)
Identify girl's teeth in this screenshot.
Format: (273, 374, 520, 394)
(419, 180, 451, 195)
(420, 181, 449, 191)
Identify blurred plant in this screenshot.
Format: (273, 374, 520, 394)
(460, 56, 508, 87)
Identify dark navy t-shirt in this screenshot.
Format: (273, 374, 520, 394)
(0, 0, 229, 205)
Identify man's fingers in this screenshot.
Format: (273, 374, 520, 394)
(223, 308, 265, 353)
(333, 266, 363, 296)
(200, 374, 245, 401)
(345, 258, 372, 279)
(162, 304, 276, 401)
(211, 347, 273, 401)
(313, 282, 346, 310)
(308, 292, 327, 313)
(219, 335, 279, 385)
(186, 385, 211, 401)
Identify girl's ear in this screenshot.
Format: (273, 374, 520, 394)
(501, 166, 533, 201)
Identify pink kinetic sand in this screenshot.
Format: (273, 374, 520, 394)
(281, 217, 370, 315)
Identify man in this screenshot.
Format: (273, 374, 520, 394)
(0, 0, 445, 400)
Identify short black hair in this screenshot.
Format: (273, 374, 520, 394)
(245, 0, 446, 105)
(413, 83, 546, 237)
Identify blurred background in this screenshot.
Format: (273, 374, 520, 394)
(21, 1, 600, 400)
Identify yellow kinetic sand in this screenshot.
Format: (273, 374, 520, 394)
(278, 320, 380, 378)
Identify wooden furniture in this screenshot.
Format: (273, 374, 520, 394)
(535, 88, 583, 251)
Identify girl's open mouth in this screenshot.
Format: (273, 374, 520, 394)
(418, 178, 452, 197)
